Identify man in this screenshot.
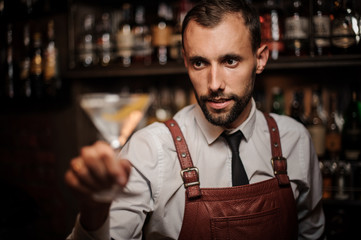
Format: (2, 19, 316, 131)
(65, 0, 325, 239)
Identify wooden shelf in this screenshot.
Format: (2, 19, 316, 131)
(64, 62, 188, 79)
(266, 54, 361, 70)
(64, 54, 361, 79)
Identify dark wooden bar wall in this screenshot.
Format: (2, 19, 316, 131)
(0, 0, 361, 239)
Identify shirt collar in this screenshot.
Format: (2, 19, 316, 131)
(194, 98, 257, 144)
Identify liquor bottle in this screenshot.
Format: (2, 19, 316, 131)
(354, 162, 361, 200)
(2, 23, 18, 99)
(330, 0, 359, 54)
(325, 93, 342, 160)
(132, 5, 152, 65)
(19, 23, 32, 99)
(319, 159, 336, 199)
(270, 86, 285, 115)
(156, 87, 174, 122)
(151, 2, 174, 65)
(20, 0, 33, 16)
(312, 0, 332, 56)
(170, 0, 192, 62)
(43, 19, 61, 98)
(0, 0, 4, 18)
(307, 89, 327, 159)
(290, 90, 306, 125)
(29, 32, 44, 99)
(78, 14, 97, 67)
(341, 89, 361, 161)
(334, 160, 351, 200)
(116, 3, 134, 67)
(96, 12, 113, 67)
(284, 0, 310, 56)
(147, 87, 174, 123)
(357, 0, 361, 52)
(259, 0, 285, 60)
(174, 87, 187, 112)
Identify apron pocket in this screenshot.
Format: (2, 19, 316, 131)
(210, 207, 280, 240)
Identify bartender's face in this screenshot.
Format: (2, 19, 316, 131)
(183, 13, 268, 129)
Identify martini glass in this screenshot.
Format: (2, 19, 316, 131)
(80, 92, 152, 202)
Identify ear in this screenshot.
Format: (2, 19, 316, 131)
(255, 44, 269, 74)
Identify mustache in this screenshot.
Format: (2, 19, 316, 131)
(199, 91, 237, 102)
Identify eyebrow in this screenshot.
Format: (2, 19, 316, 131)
(188, 54, 242, 64)
(188, 56, 209, 64)
(219, 54, 242, 62)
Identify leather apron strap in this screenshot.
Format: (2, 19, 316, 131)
(165, 113, 290, 194)
(164, 119, 201, 198)
(263, 113, 290, 186)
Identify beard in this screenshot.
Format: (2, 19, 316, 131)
(197, 91, 253, 127)
(196, 77, 255, 127)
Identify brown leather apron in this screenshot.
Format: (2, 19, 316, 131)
(164, 113, 298, 240)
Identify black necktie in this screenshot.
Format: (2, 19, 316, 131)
(222, 131, 249, 186)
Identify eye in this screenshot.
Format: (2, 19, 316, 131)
(221, 54, 241, 68)
(192, 60, 206, 69)
(225, 58, 238, 67)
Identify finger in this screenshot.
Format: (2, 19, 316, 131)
(64, 169, 92, 196)
(92, 141, 121, 181)
(80, 144, 113, 186)
(70, 157, 106, 191)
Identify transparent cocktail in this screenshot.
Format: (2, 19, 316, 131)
(80, 92, 152, 201)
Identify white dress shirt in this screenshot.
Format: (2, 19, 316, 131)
(68, 99, 325, 240)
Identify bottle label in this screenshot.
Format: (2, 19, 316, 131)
(313, 16, 331, 37)
(20, 58, 30, 80)
(78, 34, 96, 66)
(82, 34, 95, 51)
(285, 16, 309, 39)
(308, 125, 326, 157)
(152, 23, 172, 46)
(343, 128, 361, 160)
(133, 32, 152, 58)
(325, 132, 341, 153)
(322, 177, 332, 199)
(335, 175, 349, 200)
(98, 33, 112, 50)
(313, 16, 331, 47)
(332, 19, 357, 48)
(30, 53, 43, 75)
(44, 42, 57, 82)
(261, 12, 285, 56)
(170, 33, 182, 60)
(261, 11, 282, 41)
(116, 28, 134, 57)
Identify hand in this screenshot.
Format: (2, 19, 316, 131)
(64, 141, 131, 230)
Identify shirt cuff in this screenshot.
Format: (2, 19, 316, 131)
(72, 213, 111, 240)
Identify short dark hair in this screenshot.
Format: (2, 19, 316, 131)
(182, 0, 261, 53)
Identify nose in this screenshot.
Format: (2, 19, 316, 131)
(208, 64, 225, 92)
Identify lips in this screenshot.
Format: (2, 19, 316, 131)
(207, 98, 232, 110)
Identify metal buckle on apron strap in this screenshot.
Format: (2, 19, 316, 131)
(271, 156, 287, 175)
(180, 167, 200, 187)
(271, 156, 290, 186)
